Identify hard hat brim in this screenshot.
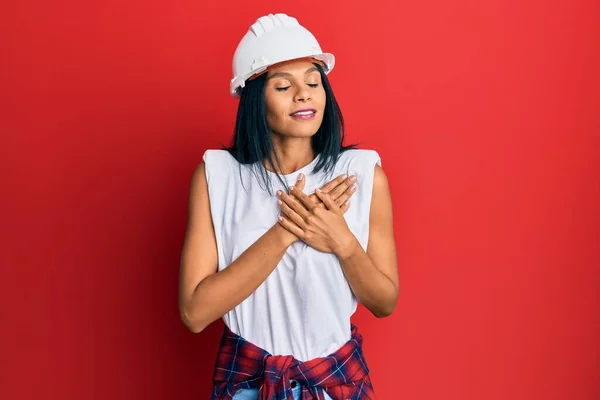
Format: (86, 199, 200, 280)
(230, 53, 335, 98)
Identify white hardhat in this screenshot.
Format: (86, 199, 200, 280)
(230, 13, 335, 98)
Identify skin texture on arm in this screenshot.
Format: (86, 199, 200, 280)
(278, 164, 399, 317)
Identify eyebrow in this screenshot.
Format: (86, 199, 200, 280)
(267, 67, 319, 81)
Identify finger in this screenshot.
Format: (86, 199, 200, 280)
(319, 174, 348, 194)
(340, 199, 351, 214)
(278, 191, 310, 219)
(278, 198, 307, 229)
(309, 194, 325, 209)
(294, 173, 306, 192)
(315, 188, 342, 215)
(330, 175, 357, 200)
(278, 215, 305, 239)
(289, 185, 315, 211)
(335, 182, 357, 206)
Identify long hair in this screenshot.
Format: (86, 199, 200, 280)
(224, 63, 357, 194)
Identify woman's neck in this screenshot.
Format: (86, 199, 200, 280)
(267, 139, 315, 174)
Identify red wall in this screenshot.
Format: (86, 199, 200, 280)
(2, 1, 599, 399)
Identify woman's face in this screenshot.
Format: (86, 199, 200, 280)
(264, 60, 326, 138)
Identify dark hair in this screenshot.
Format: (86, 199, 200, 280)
(223, 63, 357, 194)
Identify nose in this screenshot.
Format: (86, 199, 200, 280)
(293, 86, 311, 102)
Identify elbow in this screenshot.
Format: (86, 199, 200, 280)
(180, 306, 208, 334)
(372, 292, 399, 318)
(373, 305, 395, 318)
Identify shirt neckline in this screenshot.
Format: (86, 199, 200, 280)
(265, 154, 320, 180)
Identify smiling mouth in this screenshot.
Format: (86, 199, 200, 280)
(290, 109, 317, 119)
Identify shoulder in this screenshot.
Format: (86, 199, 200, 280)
(201, 149, 237, 177)
(337, 148, 382, 166)
(372, 163, 389, 195)
(335, 149, 382, 181)
(202, 149, 235, 165)
(190, 150, 232, 198)
(339, 149, 390, 199)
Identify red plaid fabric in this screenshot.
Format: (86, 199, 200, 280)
(209, 324, 376, 400)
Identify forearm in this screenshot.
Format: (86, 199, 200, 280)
(336, 236, 398, 318)
(183, 224, 294, 332)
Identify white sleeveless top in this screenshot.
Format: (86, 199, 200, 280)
(203, 149, 381, 361)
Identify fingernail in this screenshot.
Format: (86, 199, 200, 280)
(316, 188, 322, 193)
(277, 200, 282, 205)
(341, 174, 347, 179)
(349, 175, 357, 182)
(351, 183, 357, 191)
(289, 186, 295, 191)
(277, 190, 282, 197)
(345, 199, 351, 205)
(298, 173, 304, 181)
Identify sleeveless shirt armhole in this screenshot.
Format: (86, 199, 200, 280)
(201, 149, 226, 206)
(362, 150, 382, 249)
(202, 150, 211, 184)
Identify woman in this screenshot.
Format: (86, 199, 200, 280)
(179, 13, 398, 400)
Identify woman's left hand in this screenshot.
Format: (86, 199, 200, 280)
(277, 186, 358, 257)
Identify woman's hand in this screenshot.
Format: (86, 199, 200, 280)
(299, 173, 357, 211)
(275, 173, 357, 247)
(277, 185, 358, 257)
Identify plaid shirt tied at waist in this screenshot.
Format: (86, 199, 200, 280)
(209, 324, 376, 400)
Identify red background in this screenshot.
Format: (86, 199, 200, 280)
(2, 0, 599, 399)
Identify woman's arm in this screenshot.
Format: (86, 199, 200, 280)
(178, 164, 358, 333)
(278, 165, 399, 317)
(178, 162, 296, 333)
(334, 165, 399, 317)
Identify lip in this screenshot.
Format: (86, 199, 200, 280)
(289, 108, 317, 116)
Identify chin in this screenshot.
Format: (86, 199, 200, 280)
(287, 128, 320, 138)
(288, 121, 324, 137)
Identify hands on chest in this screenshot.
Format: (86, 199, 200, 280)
(276, 173, 360, 257)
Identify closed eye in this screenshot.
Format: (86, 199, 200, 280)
(275, 86, 290, 92)
(307, 83, 319, 88)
